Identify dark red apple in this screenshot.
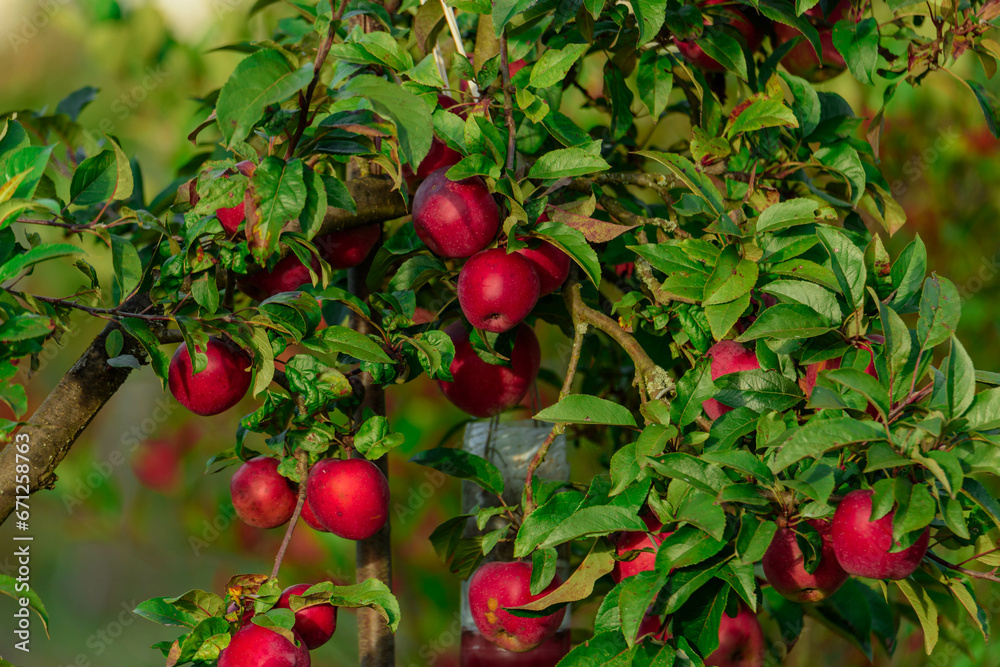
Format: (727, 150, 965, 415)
(412, 167, 500, 258)
(403, 95, 463, 189)
(230, 456, 298, 529)
(315, 224, 381, 269)
(515, 231, 571, 296)
(305, 458, 390, 540)
(458, 248, 540, 333)
(300, 496, 331, 533)
(168, 336, 252, 416)
(762, 518, 848, 602)
(705, 606, 765, 667)
(675, 0, 762, 72)
(638, 612, 670, 642)
(612, 530, 670, 583)
(130, 439, 182, 494)
(239, 253, 315, 302)
(701, 340, 760, 420)
(801, 341, 880, 418)
(831, 489, 929, 580)
(774, 1, 854, 81)
(437, 322, 541, 418)
(276, 583, 338, 650)
(468, 561, 565, 653)
(460, 629, 570, 666)
(217, 623, 310, 667)
(216, 160, 257, 235)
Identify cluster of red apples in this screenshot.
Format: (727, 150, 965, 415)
(218, 583, 338, 666)
(673, 0, 855, 82)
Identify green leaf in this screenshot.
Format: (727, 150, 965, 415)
(633, 0, 668, 44)
(636, 151, 724, 216)
(134, 597, 201, 628)
(315, 325, 392, 363)
(673, 580, 727, 658)
(825, 368, 890, 420)
(895, 579, 938, 654)
(645, 453, 730, 495)
(410, 447, 504, 495)
(529, 43, 589, 89)
(298, 166, 328, 240)
(534, 219, 601, 285)
(705, 292, 751, 341)
(0, 313, 50, 343)
(917, 274, 961, 352)
(247, 157, 307, 263)
(770, 418, 886, 472)
(816, 225, 866, 312)
(514, 491, 584, 557)
(0, 575, 48, 635)
(755, 198, 821, 232)
(727, 98, 799, 137)
(296, 579, 401, 632)
(702, 245, 758, 306)
(512, 540, 615, 611)
(831, 18, 878, 85)
(964, 387, 1000, 431)
(533, 394, 637, 427)
(701, 449, 775, 484)
(0, 243, 82, 284)
(70, 150, 126, 206)
(763, 280, 842, 323)
(735, 303, 834, 341)
(354, 415, 406, 459)
(969, 80, 1000, 139)
(492, 0, 536, 34)
(216, 49, 314, 147)
(769, 259, 841, 292)
(945, 335, 976, 419)
(636, 51, 673, 119)
(527, 147, 610, 180)
(342, 75, 433, 168)
(110, 234, 142, 305)
(814, 142, 866, 205)
(119, 318, 171, 387)
(714, 369, 805, 413)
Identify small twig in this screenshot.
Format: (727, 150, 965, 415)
(927, 551, 1000, 582)
(499, 37, 517, 172)
(888, 384, 934, 422)
(4, 289, 169, 321)
(959, 546, 1000, 566)
(270, 451, 310, 580)
(522, 425, 565, 516)
(284, 0, 348, 159)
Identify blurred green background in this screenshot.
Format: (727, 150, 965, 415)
(1, 1, 999, 665)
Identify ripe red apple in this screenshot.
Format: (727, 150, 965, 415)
(412, 167, 500, 258)
(831, 489, 930, 580)
(217, 623, 310, 667)
(130, 439, 182, 494)
(300, 496, 330, 533)
(468, 561, 566, 653)
(701, 340, 760, 420)
(762, 519, 848, 602)
(168, 336, 252, 416)
(402, 94, 463, 189)
(612, 530, 669, 583)
(230, 456, 298, 529)
(705, 606, 765, 667)
(774, 1, 854, 81)
(239, 253, 315, 302)
(801, 341, 880, 418)
(276, 583, 338, 650)
(314, 224, 381, 269)
(515, 231, 571, 296)
(638, 612, 670, 642)
(305, 458, 390, 540)
(675, 0, 762, 72)
(437, 322, 541, 418)
(461, 629, 570, 666)
(458, 249, 540, 333)
(216, 160, 257, 235)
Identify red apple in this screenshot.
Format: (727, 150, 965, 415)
(130, 439, 182, 494)
(460, 629, 570, 666)
(612, 530, 670, 583)
(230, 456, 298, 529)
(515, 231, 571, 296)
(675, 0, 762, 72)
(437, 322, 541, 418)
(276, 583, 338, 650)
(216, 160, 257, 235)
(314, 224, 381, 269)
(468, 561, 565, 653)
(412, 167, 500, 258)
(239, 253, 315, 302)
(831, 489, 929, 580)
(300, 496, 330, 533)
(458, 249, 540, 333)
(638, 612, 670, 642)
(168, 337, 252, 416)
(305, 458, 390, 540)
(217, 623, 310, 667)
(774, 1, 854, 81)
(762, 518, 848, 602)
(701, 340, 760, 420)
(705, 606, 765, 667)
(403, 94, 463, 189)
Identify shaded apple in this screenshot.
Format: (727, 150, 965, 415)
(612, 529, 670, 583)
(800, 341, 880, 417)
(300, 495, 331, 533)
(315, 224, 380, 269)
(762, 519, 848, 603)
(168, 336, 252, 416)
(458, 248, 540, 333)
(216, 160, 256, 235)
(774, 1, 855, 81)
(403, 94, 464, 189)
(831, 489, 929, 580)
(217, 623, 310, 667)
(637, 612, 670, 642)
(701, 340, 760, 420)
(460, 629, 570, 666)
(468, 561, 565, 653)
(705, 606, 765, 667)
(675, 0, 762, 72)
(277, 583, 338, 650)
(437, 322, 541, 418)
(239, 253, 315, 302)
(230, 456, 298, 529)
(412, 167, 500, 258)
(305, 458, 390, 540)
(130, 439, 183, 494)
(515, 228, 571, 296)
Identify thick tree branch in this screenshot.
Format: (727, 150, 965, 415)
(0, 294, 162, 524)
(318, 175, 407, 236)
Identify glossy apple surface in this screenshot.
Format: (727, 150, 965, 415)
(831, 489, 929, 580)
(468, 561, 565, 653)
(168, 337, 252, 416)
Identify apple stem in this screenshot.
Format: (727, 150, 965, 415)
(270, 451, 309, 581)
(499, 36, 517, 173)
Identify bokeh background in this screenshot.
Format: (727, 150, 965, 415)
(0, 1, 999, 665)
